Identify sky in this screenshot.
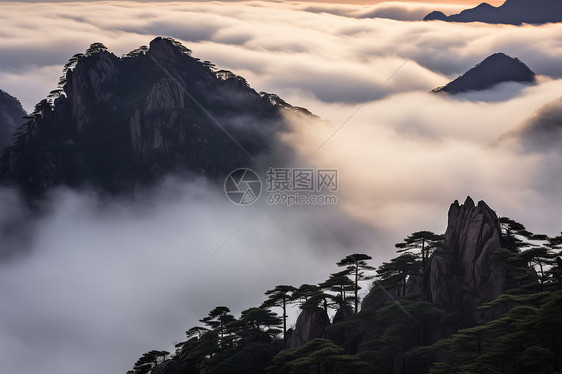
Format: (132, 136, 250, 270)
(0, 0, 507, 3)
(1, 1, 562, 373)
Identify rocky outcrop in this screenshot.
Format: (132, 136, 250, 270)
(323, 305, 360, 354)
(286, 307, 330, 348)
(361, 196, 507, 326)
(332, 304, 353, 325)
(0, 89, 26, 151)
(432, 53, 535, 94)
(436, 197, 506, 319)
(429, 255, 451, 308)
(387, 197, 507, 321)
(354, 197, 508, 374)
(65, 50, 120, 131)
(0, 37, 307, 196)
(424, 0, 562, 25)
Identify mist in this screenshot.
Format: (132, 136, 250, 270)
(0, 178, 384, 374)
(281, 77, 562, 236)
(1, 1, 562, 374)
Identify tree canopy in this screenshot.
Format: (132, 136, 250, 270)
(128, 216, 562, 374)
(336, 254, 374, 313)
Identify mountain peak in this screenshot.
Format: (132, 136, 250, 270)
(442, 196, 504, 318)
(424, 0, 562, 24)
(432, 52, 535, 94)
(149, 37, 193, 61)
(361, 196, 506, 325)
(0, 37, 306, 196)
(485, 52, 518, 62)
(423, 10, 447, 21)
(473, 2, 496, 10)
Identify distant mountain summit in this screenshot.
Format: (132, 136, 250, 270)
(0, 89, 26, 152)
(424, 0, 562, 25)
(432, 53, 535, 94)
(0, 37, 309, 196)
(502, 96, 562, 152)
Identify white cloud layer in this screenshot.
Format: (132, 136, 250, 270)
(1, 1, 562, 374)
(2, 1, 562, 110)
(0, 180, 376, 374)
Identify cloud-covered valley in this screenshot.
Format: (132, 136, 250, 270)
(0, 179, 377, 374)
(1, 1, 562, 374)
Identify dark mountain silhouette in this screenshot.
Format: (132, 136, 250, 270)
(432, 53, 535, 94)
(0, 89, 26, 152)
(0, 38, 309, 197)
(502, 96, 562, 151)
(424, 0, 562, 25)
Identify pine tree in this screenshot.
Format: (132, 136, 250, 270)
(320, 270, 355, 308)
(261, 285, 296, 340)
(85, 42, 108, 56)
(292, 284, 320, 306)
(199, 306, 235, 349)
(395, 231, 443, 270)
(336, 254, 375, 313)
(376, 252, 418, 298)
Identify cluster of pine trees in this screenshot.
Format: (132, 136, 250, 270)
(128, 219, 562, 374)
(415, 218, 562, 373)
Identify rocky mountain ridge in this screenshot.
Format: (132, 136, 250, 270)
(424, 0, 562, 25)
(0, 37, 306, 196)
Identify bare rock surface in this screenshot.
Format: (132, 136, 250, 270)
(286, 307, 330, 348)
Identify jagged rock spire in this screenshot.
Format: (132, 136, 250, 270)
(441, 196, 505, 316)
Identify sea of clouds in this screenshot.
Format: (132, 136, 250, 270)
(1, 1, 562, 373)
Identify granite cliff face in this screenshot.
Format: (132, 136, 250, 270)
(0, 37, 303, 196)
(431, 197, 505, 317)
(432, 53, 535, 94)
(286, 307, 330, 348)
(424, 0, 562, 25)
(291, 197, 507, 352)
(0, 89, 26, 152)
(361, 196, 507, 326)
